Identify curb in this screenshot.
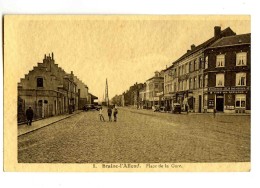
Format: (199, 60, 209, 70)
(18, 111, 82, 137)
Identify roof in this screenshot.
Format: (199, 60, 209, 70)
(163, 64, 174, 72)
(146, 76, 164, 82)
(208, 33, 251, 49)
(172, 27, 236, 64)
(89, 93, 98, 99)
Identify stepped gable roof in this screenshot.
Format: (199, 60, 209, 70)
(208, 33, 251, 49)
(172, 27, 235, 64)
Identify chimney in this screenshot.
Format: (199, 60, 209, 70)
(71, 71, 73, 75)
(187, 50, 191, 53)
(51, 52, 54, 60)
(44, 54, 47, 59)
(191, 44, 196, 50)
(214, 26, 221, 37)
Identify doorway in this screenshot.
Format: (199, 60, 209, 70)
(216, 94, 224, 112)
(198, 95, 202, 113)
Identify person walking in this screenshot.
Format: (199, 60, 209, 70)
(26, 106, 34, 126)
(107, 106, 112, 122)
(99, 106, 105, 122)
(113, 106, 118, 122)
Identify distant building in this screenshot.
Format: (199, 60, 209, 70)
(88, 93, 98, 105)
(74, 76, 89, 109)
(144, 71, 164, 109)
(204, 33, 251, 113)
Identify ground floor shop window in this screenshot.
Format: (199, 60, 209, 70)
(235, 94, 246, 108)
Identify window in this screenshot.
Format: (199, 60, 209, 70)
(205, 56, 208, 69)
(186, 79, 189, 90)
(236, 52, 247, 66)
(204, 75, 208, 87)
(189, 78, 193, 90)
(183, 65, 185, 75)
(194, 60, 197, 70)
(183, 80, 187, 90)
(194, 77, 197, 89)
(174, 82, 177, 92)
(199, 57, 203, 69)
(37, 77, 43, 87)
(216, 73, 225, 87)
(199, 75, 203, 88)
(154, 84, 159, 89)
(216, 54, 225, 67)
(189, 62, 193, 72)
(235, 94, 246, 108)
(236, 73, 246, 86)
(186, 63, 189, 73)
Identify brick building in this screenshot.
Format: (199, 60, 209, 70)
(204, 33, 251, 113)
(162, 26, 236, 112)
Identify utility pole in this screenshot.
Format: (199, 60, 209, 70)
(105, 78, 109, 106)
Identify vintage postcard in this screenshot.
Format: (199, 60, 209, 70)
(3, 15, 251, 172)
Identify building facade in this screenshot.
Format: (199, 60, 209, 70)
(17, 53, 90, 122)
(74, 76, 89, 109)
(145, 71, 164, 109)
(204, 33, 251, 113)
(163, 26, 236, 112)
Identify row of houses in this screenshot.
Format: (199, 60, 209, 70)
(119, 26, 251, 114)
(17, 53, 97, 123)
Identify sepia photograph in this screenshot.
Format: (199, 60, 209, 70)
(4, 15, 251, 172)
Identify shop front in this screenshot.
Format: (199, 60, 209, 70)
(207, 86, 250, 113)
(163, 93, 175, 111)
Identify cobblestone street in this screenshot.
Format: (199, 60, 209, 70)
(18, 108, 250, 163)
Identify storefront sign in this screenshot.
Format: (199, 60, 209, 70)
(208, 99, 214, 107)
(225, 105, 235, 110)
(208, 86, 250, 94)
(156, 92, 164, 96)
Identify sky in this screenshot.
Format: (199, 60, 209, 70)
(9, 15, 250, 101)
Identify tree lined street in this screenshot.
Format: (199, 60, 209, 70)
(18, 108, 250, 163)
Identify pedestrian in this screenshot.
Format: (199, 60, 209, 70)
(26, 106, 34, 126)
(213, 108, 216, 118)
(107, 106, 112, 122)
(113, 106, 118, 122)
(99, 106, 105, 122)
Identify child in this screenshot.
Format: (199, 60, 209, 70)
(99, 107, 105, 122)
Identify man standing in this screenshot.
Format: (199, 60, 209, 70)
(26, 106, 34, 126)
(107, 106, 112, 122)
(113, 106, 118, 122)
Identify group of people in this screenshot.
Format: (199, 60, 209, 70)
(99, 105, 118, 122)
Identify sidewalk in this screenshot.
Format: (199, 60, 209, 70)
(120, 107, 250, 116)
(18, 110, 82, 136)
